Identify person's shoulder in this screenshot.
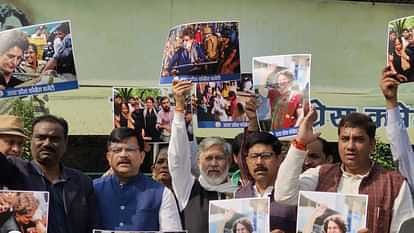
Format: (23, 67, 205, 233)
(63, 166, 92, 183)
(374, 164, 405, 181)
(141, 174, 164, 189)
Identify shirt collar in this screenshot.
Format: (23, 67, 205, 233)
(253, 185, 274, 198)
(30, 161, 69, 183)
(340, 162, 373, 179)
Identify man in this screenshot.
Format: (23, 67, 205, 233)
(381, 65, 414, 191)
(93, 127, 181, 231)
(0, 30, 28, 89)
(302, 137, 334, 172)
(43, 22, 75, 76)
(167, 27, 206, 76)
(0, 114, 98, 233)
(274, 108, 414, 233)
(235, 132, 297, 233)
(168, 80, 237, 233)
(156, 96, 174, 142)
(0, 115, 26, 157)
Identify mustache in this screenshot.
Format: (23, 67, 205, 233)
(40, 145, 56, 153)
(254, 166, 268, 173)
(117, 159, 131, 164)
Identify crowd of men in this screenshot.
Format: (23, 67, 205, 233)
(1, 73, 414, 233)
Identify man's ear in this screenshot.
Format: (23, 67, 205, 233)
(106, 152, 111, 164)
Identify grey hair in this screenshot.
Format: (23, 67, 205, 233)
(197, 137, 232, 159)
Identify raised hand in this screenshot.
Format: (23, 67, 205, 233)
(296, 107, 320, 145)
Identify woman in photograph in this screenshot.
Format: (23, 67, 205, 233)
(323, 215, 347, 233)
(389, 37, 413, 81)
(232, 218, 253, 233)
(266, 70, 303, 130)
(114, 102, 134, 129)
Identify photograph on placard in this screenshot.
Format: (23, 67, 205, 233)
(209, 197, 269, 233)
(253, 54, 311, 138)
(160, 21, 240, 84)
(0, 20, 78, 98)
(0, 190, 49, 233)
(387, 16, 414, 83)
(195, 73, 252, 128)
(112, 87, 193, 143)
(296, 191, 368, 233)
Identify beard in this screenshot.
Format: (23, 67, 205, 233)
(199, 165, 229, 186)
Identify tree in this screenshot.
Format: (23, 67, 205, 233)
(371, 138, 396, 170)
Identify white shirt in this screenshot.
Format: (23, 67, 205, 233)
(159, 187, 183, 231)
(386, 107, 414, 191)
(274, 146, 414, 233)
(168, 111, 197, 211)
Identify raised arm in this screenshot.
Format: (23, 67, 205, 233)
(274, 107, 320, 205)
(168, 80, 195, 211)
(380, 66, 414, 190)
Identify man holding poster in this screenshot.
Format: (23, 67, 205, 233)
(168, 80, 237, 233)
(274, 108, 414, 233)
(235, 131, 297, 233)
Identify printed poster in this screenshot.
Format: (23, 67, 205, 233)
(0, 190, 49, 233)
(195, 73, 252, 128)
(253, 54, 311, 138)
(387, 16, 414, 83)
(0, 20, 78, 98)
(160, 21, 240, 84)
(209, 197, 269, 233)
(297, 191, 368, 233)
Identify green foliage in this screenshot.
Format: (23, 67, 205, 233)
(10, 98, 34, 160)
(132, 88, 161, 101)
(115, 88, 133, 102)
(391, 18, 407, 36)
(371, 138, 396, 170)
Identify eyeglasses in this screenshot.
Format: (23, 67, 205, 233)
(247, 152, 275, 160)
(109, 144, 140, 155)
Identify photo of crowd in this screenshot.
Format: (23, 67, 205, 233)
(0, 190, 49, 233)
(387, 16, 414, 82)
(253, 54, 311, 137)
(195, 73, 253, 128)
(160, 21, 240, 83)
(297, 191, 367, 233)
(0, 20, 77, 98)
(209, 198, 269, 233)
(113, 87, 193, 142)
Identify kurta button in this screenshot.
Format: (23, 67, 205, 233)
(120, 205, 125, 210)
(119, 222, 124, 227)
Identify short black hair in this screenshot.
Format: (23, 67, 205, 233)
(27, 43, 37, 55)
(338, 112, 376, 140)
(32, 115, 68, 138)
(160, 96, 169, 103)
(107, 127, 144, 152)
(245, 132, 281, 155)
(56, 22, 70, 34)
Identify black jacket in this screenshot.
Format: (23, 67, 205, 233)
(0, 153, 98, 233)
